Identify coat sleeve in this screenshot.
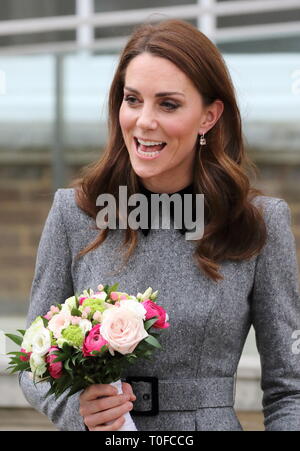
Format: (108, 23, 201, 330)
(250, 198, 300, 431)
(19, 189, 87, 431)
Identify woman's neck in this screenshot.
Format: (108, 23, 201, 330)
(138, 178, 193, 194)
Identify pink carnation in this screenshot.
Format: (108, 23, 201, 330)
(142, 300, 170, 329)
(46, 347, 63, 379)
(83, 324, 108, 357)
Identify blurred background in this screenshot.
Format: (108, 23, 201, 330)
(0, 0, 300, 431)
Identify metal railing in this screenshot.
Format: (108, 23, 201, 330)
(1, 0, 300, 189)
(0, 0, 300, 55)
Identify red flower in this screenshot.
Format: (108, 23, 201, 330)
(20, 348, 31, 362)
(46, 347, 63, 379)
(83, 324, 108, 357)
(142, 300, 170, 329)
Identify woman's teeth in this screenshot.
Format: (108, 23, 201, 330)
(137, 147, 161, 157)
(135, 138, 166, 157)
(137, 138, 165, 146)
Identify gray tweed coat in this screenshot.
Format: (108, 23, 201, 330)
(19, 189, 300, 431)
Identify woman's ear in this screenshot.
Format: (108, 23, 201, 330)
(199, 99, 224, 135)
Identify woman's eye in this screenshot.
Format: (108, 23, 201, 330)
(124, 95, 138, 104)
(123, 95, 179, 111)
(161, 101, 179, 110)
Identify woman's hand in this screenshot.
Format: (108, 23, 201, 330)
(79, 382, 136, 431)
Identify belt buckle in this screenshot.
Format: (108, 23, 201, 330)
(125, 376, 159, 416)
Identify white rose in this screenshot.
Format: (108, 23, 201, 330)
(101, 306, 148, 356)
(48, 311, 71, 339)
(21, 317, 45, 353)
(79, 319, 92, 335)
(119, 299, 147, 320)
(30, 353, 47, 377)
(31, 327, 51, 355)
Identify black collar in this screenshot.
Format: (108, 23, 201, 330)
(137, 182, 195, 237)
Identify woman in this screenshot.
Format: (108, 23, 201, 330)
(19, 19, 300, 431)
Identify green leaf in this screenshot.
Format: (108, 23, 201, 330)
(144, 317, 158, 331)
(64, 359, 72, 373)
(52, 354, 67, 363)
(5, 333, 23, 347)
(107, 283, 119, 295)
(17, 329, 26, 336)
(7, 351, 29, 360)
(71, 308, 82, 317)
(61, 342, 72, 355)
(144, 335, 162, 349)
(42, 317, 49, 327)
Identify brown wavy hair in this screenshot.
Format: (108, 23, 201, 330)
(70, 18, 267, 282)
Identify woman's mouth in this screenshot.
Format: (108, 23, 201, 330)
(134, 137, 167, 160)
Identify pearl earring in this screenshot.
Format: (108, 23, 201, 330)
(200, 133, 206, 146)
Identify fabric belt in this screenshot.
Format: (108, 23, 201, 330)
(125, 376, 235, 415)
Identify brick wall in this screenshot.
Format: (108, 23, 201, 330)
(0, 155, 299, 315)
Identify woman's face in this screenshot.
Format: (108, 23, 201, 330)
(119, 52, 210, 193)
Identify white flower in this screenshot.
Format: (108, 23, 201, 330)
(82, 289, 94, 297)
(21, 317, 45, 353)
(31, 327, 51, 356)
(150, 290, 159, 300)
(139, 287, 153, 301)
(30, 353, 47, 377)
(61, 296, 77, 314)
(92, 292, 107, 301)
(79, 319, 92, 335)
(48, 311, 71, 339)
(119, 299, 147, 320)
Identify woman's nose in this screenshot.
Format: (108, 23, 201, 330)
(136, 106, 158, 130)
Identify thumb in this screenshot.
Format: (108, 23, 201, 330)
(122, 381, 136, 401)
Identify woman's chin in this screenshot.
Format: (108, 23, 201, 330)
(131, 164, 160, 180)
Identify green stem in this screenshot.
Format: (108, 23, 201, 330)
(84, 376, 95, 384)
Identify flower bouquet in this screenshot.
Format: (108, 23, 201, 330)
(6, 283, 170, 431)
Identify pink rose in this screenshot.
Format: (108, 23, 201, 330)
(20, 348, 31, 362)
(46, 347, 63, 379)
(83, 324, 108, 357)
(100, 306, 149, 356)
(142, 300, 170, 329)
